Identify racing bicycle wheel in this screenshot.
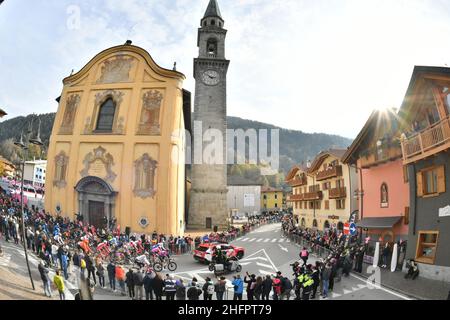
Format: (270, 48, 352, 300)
(168, 261, 177, 272)
(208, 264, 215, 272)
(153, 262, 163, 272)
(236, 265, 242, 272)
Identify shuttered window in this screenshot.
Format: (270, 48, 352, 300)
(417, 165, 446, 197)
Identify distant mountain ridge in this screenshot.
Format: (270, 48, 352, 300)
(0, 113, 352, 173)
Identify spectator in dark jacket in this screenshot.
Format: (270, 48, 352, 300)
(254, 276, 263, 300)
(187, 281, 203, 300)
(125, 269, 135, 299)
(133, 269, 144, 300)
(262, 275, 272, 300)
(143, 271, 155, 300)
(38, 260, 52, 297)
(106, 261, 116, 291)
(244, 273, 256, 300)
(153, 273, 164, 300)
(175, 279, 186, 300)
(85, 254, 96, 285)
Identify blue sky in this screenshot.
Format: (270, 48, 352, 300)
(1, 0, 450, 138)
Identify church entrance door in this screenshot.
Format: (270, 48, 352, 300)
(89, 201, 105, 229)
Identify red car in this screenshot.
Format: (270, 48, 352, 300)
(193, 243, 245, 264)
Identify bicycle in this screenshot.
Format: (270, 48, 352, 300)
(153, 256, 177, 272)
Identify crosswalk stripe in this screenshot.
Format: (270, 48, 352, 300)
(286, 239, 290, 243)
(256, 239, 263, 242)
(264, 239, 270, 242)
(241, 238, 249, 242)
(343, 289, 353, 295)
(242, 257, 268, 262)
(271, 239, 277, 242)
(259, 269, 274, 275)
(332, 292, 342, 298)
(278, 239, 285, 242)
(256, 262, 274, 269)
(248, 238, 256, 242)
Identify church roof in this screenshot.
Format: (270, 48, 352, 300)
(203, 0, 222, 19)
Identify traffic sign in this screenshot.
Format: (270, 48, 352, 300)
(343, 223, 350, 235)
(349, 223, 357, 236)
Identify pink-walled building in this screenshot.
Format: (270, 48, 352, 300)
(343, 110, 410, 245)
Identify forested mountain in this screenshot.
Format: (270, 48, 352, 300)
(0, 113, 352, 184)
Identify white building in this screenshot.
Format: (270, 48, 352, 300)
(23, 160, 47, 188)
(227, 176, 262, 218)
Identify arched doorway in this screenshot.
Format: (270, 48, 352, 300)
(75, 176, 117, 229)
(324, 220, 330, 230)
(313, 219, 318, 228)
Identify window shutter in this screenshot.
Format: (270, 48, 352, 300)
(404, 207, 410, 225)
(416, 171, 424, 197)
(437, 165, 446, 194)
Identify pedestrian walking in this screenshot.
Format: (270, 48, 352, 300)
(133, 269, 145, 300)
(300, 247, 309, 266)
(38, 260, 52, 298)
(53, 270, 65, 300)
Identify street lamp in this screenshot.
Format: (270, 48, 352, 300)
(14, 118, 43, 291)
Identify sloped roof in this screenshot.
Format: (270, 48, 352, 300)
(308, 148, 347, 173)
(203, 0, 222, 19)
(285, 164, 309, 181)
(261, 186, 284, 193)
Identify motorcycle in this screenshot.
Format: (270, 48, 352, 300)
(209, 257, 242, 276)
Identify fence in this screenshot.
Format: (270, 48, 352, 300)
(282, 230, 334, 261)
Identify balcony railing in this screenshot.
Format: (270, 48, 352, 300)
(287, 175, 308, 187)
(360, 147, 403, 168)
(329, 187, 347, 199)
(316, 165, 343, 181)
(287, 191, 323, 202)
(401, 117, 450, 164)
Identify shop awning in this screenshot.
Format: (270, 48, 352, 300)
(356, 216, 403, 229)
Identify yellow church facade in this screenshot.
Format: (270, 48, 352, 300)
(44, 43, 189, 235)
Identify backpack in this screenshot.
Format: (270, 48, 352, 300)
(207, 283, 215, 295)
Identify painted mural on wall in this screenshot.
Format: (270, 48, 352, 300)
(80, 146, 117, 183)
(134, 153, 157, 199)
(96, 55, 135, 84)
(54, 151, 69, 188)
(138, 90, 163, 135)
(60, 94, 81, 134)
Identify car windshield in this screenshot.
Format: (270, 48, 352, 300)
(196, 246, 209, 252)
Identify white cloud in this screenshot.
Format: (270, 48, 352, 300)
(1, 0, 450, 138)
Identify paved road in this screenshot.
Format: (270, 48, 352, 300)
(94, 223, 413, 300)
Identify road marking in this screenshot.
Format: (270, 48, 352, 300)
(239, 262, 252, 266)
(286, 239, 290, 243)
(256, 262, 274, 269)
(264, 239, 270, 242)
(241, 238, 249, 242)
(259, 269, 274, 275)
(260, 249, 278, 271)
(242, 257, 268, 262)
(278, 244, 288, 253)
(349, 273, 412, 300)
(256, 239, 263, 242)
(271, 239, 277, 243)
(342, 289, 353, 295)
(278, 239, 285, 243)
(192, 273, 205, 283)
(248, 238, 256, 242)
(332, 292, 342, 298)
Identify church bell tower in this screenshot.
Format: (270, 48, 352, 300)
(188, 0, 230, 230)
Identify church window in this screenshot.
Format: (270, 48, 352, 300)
(204, 21, 207, 27)
(134, 154, 158, 199)
(96, 98, 116, 132)
(211, 19, 215, 26)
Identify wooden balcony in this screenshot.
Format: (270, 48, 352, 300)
(287, 191, 323, 201)
(329, 187, 347, 199)
(401, 117, 450, 165)
(287, 175, 308, 187)
(316, 165, 343, 181)
(359, 147, 403, 169)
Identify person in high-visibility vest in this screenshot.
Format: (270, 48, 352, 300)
(301, 273, 314, 300)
